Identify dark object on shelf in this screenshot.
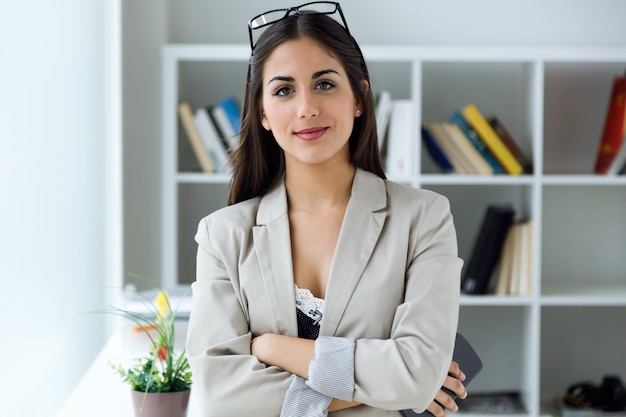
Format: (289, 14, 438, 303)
(461, 204, 516, 295)
(563, 375, 626, 412)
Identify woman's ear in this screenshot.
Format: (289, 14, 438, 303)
(354, 80, 370, 117)
(260, 112, 271, 131)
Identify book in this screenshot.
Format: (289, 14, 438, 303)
(375, 90, 393, 152)
(461, 104, 524, 175)
(425, 122, 471, 174)
(194, 107, 230, 173)
(462, 205, 516, 295)
(516, 220, 533, 296)
(219, 96, 242, 134)
(177, 102, 216, 173)
(210, 104, 239, 150)
(385, 100, 414, 177)
(493, 219, 533, 296)
(487, 115, 533, 174)
(594, 73, 626, 175)
(494, 222, 516, 296)
(441, 121, 494, 175)
(421, 124, 454, 173)
(450, 111, 505, 174)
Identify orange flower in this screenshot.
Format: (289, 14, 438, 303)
(157, 345, 169, 360)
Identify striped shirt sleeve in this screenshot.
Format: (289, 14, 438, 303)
(280, 375, 331, 417)
(306, 336, 356, 402)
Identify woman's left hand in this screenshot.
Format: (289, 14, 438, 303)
(425, 361, 467, 417)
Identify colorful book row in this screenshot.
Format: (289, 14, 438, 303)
(422, 103, 532, 176)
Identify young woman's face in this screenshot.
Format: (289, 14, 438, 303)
(260, 36, 362, 169)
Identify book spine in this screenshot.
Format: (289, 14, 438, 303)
(421, 124, 454, 172)
(194, 108, 229, 172)
(594, 76, 626, 174)
(450, 112, 505, 174)
(375, 90, 393, 152)
(462, 205, 515, 295)
(211, 105, 239, 150)
(442, 122, 494, 175)
(461, 104, 523, 175)
(487, 116, 532, 174)
(219, 96, 242, 133)
(426, 122, 470, 174)
(384, 100, 414, 177)
(177, 102, 215, 173)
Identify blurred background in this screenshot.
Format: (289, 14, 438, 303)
(1, 0, 626, 416)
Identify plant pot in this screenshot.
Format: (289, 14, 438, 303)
(130, 389, 191, 417)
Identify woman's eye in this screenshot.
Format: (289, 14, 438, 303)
(316, 80, 336, 90)
(273, 86, 294, 96)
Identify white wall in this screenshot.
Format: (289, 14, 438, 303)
(0, 1, 110, 415)
(167, 0, 626, 46)
(122, 0, 167, 288)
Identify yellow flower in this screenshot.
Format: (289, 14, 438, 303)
(155, 290, 170, 322)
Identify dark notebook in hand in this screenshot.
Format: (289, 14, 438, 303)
(401, 333, 483, 417)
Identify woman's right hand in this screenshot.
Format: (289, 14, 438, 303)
(425, 361, 467, 417)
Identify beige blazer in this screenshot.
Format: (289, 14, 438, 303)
(187, 168, 462, 416)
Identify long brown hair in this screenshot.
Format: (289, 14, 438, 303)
(228, 13, 385, 205)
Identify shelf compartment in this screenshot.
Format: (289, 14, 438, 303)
(541, 185, 626, 294)
(175, 60, 247, 173)
(421, 61, 537, 176)
(424, 184, 535, 266)
(540, 306, 626, 404)
(459, 305, 537, 414)
(543, 61, 626, 175)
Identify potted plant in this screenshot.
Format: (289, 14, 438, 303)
(104, 275, 192, 417)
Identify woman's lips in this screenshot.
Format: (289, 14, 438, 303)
(294, 127, 328, 141)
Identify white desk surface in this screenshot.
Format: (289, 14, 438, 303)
(56, 321, 200, 417)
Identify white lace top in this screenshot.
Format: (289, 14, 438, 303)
(295, 285, 324, 340)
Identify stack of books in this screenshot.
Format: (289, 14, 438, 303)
(461, 204, 533, 297)
(422, 103, 532, 176)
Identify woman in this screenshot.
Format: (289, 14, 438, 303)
(186, 2, 465, 416)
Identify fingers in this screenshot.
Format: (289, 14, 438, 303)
(448, 360, 466, 381)
(426, 400, 448, 417)
(442, 374, 467, 400)
(434, 385, 460, 412)
(426, 361, 471, 417)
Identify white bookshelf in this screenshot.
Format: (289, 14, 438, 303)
(161, 44, 626, 416)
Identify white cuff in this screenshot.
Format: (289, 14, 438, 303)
(281, 374, 331, 417)
(306, 336, 355, 402)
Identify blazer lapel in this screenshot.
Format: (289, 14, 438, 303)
(320, 169, 388, 336)
(253, 180, 299, 337)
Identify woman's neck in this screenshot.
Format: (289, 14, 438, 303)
(285, 163, 356, 211)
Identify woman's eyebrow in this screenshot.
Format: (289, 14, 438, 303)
(312, 69, 340, 79)
(267, 69, 341, 86)
(267, 75, 294, 85)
